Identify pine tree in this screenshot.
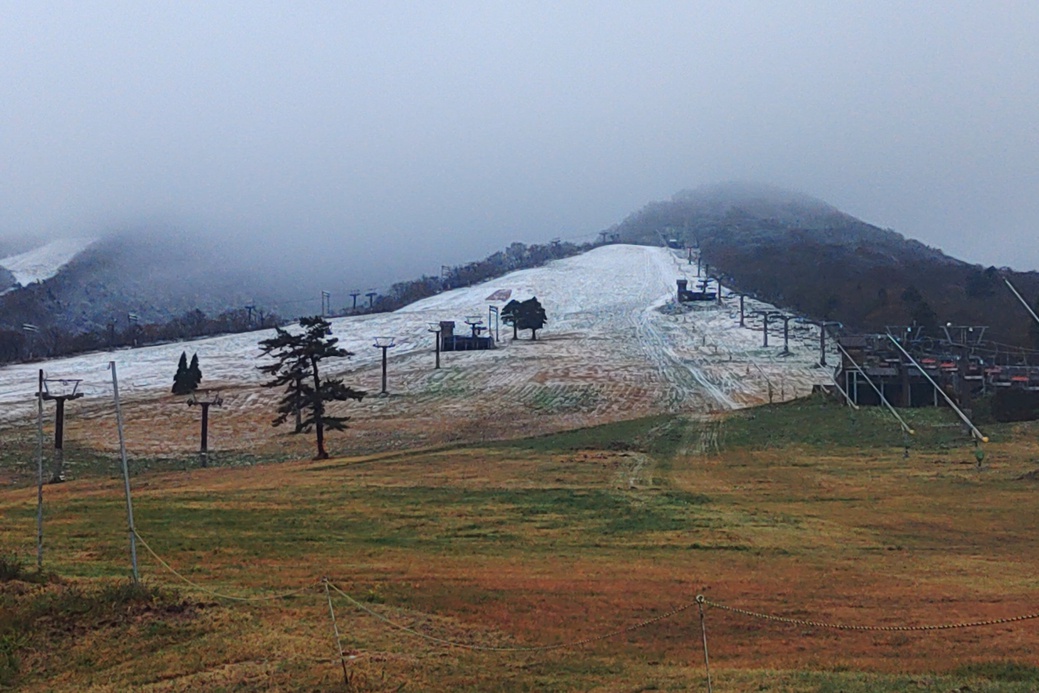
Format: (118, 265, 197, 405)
(515, 297, 548, 340)
(188, 353, 203, 390)
(258, 316, 366, 459)
(501, 299, 521, 340)
(172, 351, 193, 395)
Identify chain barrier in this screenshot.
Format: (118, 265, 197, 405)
(129, 530, 1039, 651)
(328, 582, 698, 652)
(133, 530, 318, 602)
(702, 596, 1039, 632)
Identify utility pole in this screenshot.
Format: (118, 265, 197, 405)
(109, 362, 139, 583)
(187, 391, 223, 467)
(39, 378, 84, 483)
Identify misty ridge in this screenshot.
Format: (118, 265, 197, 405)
(3, 181, 1039, 367)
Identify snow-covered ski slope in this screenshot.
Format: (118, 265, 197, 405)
(0, 245, 833, 440)
(0, 237, 96, 287)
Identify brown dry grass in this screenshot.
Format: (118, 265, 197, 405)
(2, 403, 1039, 690)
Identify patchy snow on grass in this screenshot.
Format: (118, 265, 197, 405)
(0, 237, 96, 287)
(0, 245, 835, 435)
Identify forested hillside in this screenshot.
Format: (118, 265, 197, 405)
(609, 183, 1039, 347)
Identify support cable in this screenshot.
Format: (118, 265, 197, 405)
(703, 597, 1039, 631)
(133, 530, 317, 602)
(328, 582, 698, 652)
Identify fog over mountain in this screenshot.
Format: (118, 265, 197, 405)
(2, 2, 1038, 287)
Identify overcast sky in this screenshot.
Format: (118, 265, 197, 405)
(2, 1, 1037, 284)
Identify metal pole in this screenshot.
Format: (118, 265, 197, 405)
(324, 579, 351, 687)
(820, 325, 827, 367)
(762, 313, 770, 347)
(35, 369, 44, 570)
(696, 596, 713, 693)
(52, 398, 65, 483)
(834, 340, 914, 435)
(739, 295, 745, 327)
(200, 403, 209, 468)
(435, 331, 441, 369)
(1004, 278, 1039, 327)
(886, 336, 988, 442)
(109, 361, 140, 583)
(381, 347, 388, 394)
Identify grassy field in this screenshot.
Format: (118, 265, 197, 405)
(3, 396, 1039, 690)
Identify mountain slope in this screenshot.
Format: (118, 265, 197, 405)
(0, 245, 831, 452)
(0, 233, 290, 335)
(0, 237, 97, 288)
(610, 182, 1039, 346)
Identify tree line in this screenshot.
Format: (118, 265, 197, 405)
(0, 237, 599, 367)
(0, 307, 283, 365)
(368, 239, 593, 314)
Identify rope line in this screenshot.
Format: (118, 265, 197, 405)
(328, 582, 697, 652)
(128, 531, 1039, 640)
(703, 597, 1039, 632)
(133, 530, 318, 602)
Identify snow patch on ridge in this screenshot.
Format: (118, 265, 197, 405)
(0, 237, 96, 286)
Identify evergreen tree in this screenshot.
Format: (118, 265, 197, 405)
(172, 351, 194, 395)
(188, 353, 203, 390)
(515, 297, 548, 340)
(258, 316, 366, 459)
(501, 299, 521, 340)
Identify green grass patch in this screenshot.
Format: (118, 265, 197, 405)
(955, 661, 1039, 683)
(495, 414, 688, 457)
(719, 395, 983, 452)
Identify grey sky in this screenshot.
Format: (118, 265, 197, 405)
(2, 1, 1037, 284)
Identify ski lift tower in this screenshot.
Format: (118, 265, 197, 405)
(464, 315, 484, 339)
(39, 377, 84, 483)
(186, 390, 223, 468)
(751, 311, 785, 348)
(427, 322, 442, 369)
(373, 336, 396, 395)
